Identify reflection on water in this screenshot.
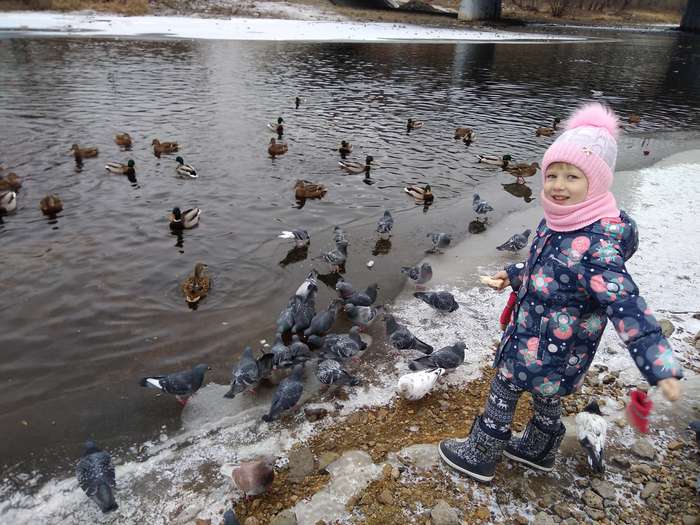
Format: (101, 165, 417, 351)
(0, 30, 700, 472)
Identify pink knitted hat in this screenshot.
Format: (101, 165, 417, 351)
(540, 103, 621, 232)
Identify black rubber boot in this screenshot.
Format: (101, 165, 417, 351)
(438, 416, 510, 482)
(503, 419, 566, 472)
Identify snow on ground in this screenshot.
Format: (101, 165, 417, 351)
(0, 11, 586, 42)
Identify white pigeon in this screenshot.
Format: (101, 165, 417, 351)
(397, 368, 444, 401)
(295, 270, 318, 299)
(575, 400, 607, 473)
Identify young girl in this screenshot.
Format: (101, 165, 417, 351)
(439, 103, 683, 482)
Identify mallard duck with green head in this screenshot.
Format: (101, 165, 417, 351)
(182, 262, 210, 304)
(339, 155, 373, 175)
(40, 194, 63, 216)
(476, 154, 512, 168)
(338, 140, 352, 159)
(175, 157, 197, 178)
(170, 207, 201, 230)
(407, 118, 423, 132)
(404, 184, 434, 203)
(105, 159, 135, 175)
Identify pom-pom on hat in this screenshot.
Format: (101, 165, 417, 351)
(541, 103, 619, 197)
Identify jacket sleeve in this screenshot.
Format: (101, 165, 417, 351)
(505, 262, 526, 292)
(579, 251, 683, 386)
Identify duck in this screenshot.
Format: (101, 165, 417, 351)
(268, 138, 288, 157)
(70, 144, 99, 161)
(407, 118, 423, 132)
(170, 207, 201, 230)
(454, 127, 476, 143)
(294, 180, 327, 200)
(182, 262, 210, 304)
(115, 133, 132, 147)
(628, 113, 641, 124)
(338, 140, 352, 159)
(152, 139, 179, 155)
(0, 190, 17, 214)
(476, 154, 512, 168)
(268, 117, 284, 137)
(0, 172, 22, 192)
(40, 194, 63, 216)
(339, 155, 373, 175)
(175, 156, 197, 178)
(404, 184, 434, 203)
(105, 159, 135, 175)
(506, 161, 540, 184)
(536, 117, 561, 137)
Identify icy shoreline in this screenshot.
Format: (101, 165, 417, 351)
(0, 11, 586, 42)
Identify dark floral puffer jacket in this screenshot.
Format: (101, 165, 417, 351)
(494, 211, 683, 398)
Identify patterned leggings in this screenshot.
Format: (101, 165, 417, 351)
(481, 373, 562, 438)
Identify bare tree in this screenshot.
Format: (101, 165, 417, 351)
(550, 0, 566, 16)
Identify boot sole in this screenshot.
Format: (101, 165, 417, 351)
(502, 450, 554, 472)
(438, 445, 494, 482)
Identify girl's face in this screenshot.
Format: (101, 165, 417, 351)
(544, 162, 589, 205)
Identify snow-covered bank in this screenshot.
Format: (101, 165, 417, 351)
(0, 11, 585, 42)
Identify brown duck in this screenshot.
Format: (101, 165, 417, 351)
(182, 262, 210, 304)
(152, 139, 179, 155)
(0, 172, 22, 192)
(628, 113, 641, 124)
(294, 180, 327, 200)
(40, 194, 63, 215)
(506, 161, 540, 184)
(268, 138, 288, 157)
(454, 127, 476, 143)
(70, 144, 99, 161)
(536, 118, 561, 137)
(115, 133, 132, 147)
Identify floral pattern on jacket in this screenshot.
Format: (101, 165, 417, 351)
(495, 211, 683, 398)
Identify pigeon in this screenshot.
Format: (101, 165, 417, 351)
(262, 365, 305, 422)
(289, 335, 312, 364)
(278, 229, 310, 247)
(314, 241, 348, 272)
(397, 368, 445, 401)
(76, 440, 118, 514)
(576, 400, 607, 473)
(224, 347, 274, 398)
(496, 229, 531, 252)
(688, 421, 700, 445)
(295, 269, 318, 299)
(332, 225, 348, 245)
(291, 292, 316, 334)
(316, 359, 360, 386)
(426, 232, 451, 253)
(304, 299, 343, 338)
(140, 363, 210, 406)
(376, 210, 394, 238)
(409, 342, 465, 371)
(384, 313, 433, 354)
(344, 303, 381, 330)
(232, 457, 275, 497)
(223, 509, 241, 525)
(320, 326, 367, 360)
(414, 291, 459, 313)
(270, 334, 293, 368)
(401, 262, 433, 286)
(276, 297, 297, 334)
(307, 334, 325, 350)
(472, 193, 493, 217)
(336, 281, 378, 306)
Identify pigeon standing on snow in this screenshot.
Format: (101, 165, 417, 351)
(414, 291, 459, 313)
(336, 281, 378, 306)
(278, 229, 310, 247)
(384, 313, 433, 354)
(320, 326, 367, 360)
(397, 368, 445, 401)
(76, 440, 118, 514)
(496, 229, 531, 252)
(576, 400, 607, 473)
(401, 262, 433, 287)
(316, 359, 360, 386)
(426, 232, 452, 253)
(304, 299, 343, 338)
(344, 302, 381, 330)
(140, 363, 210, 406)
(472, 193, 493, 218)
(232, 457, 275, 497)
(224, 346, 274, 398)
(409, 342, 465, 371)
(376, 210, 394, 239)
(262, 365, 305, 422)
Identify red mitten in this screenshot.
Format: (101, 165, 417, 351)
(627, 389, 653, 434)
(499, 291, 517, 331)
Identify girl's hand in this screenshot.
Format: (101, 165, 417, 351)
(658, 378, 681, 402)
(489, 270, 510, 291)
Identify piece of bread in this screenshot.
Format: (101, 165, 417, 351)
(480, 275, 504, 289)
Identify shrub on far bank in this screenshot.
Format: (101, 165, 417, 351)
(0, 0, 150, 15)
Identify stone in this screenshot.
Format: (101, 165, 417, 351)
(668, 440, 684, 451)
(682, 516, 699, 525)
(585, 506, 605, 521)
(641, 482, 660, 500)
(602, 374, 617, 385)
(377, 489, 393, 506)
(533, 511, 556, 525)
(591, 479, 616, 501)
(515, 515, 529, 525)
(474, 506, 490, 520)
(431, 500, 460, 525)
(304, 407, 328, 422)
(287, 446, 315, 483)
(270, 509, 297, 525)
(553, 504, 571, 519)
(631, 439, 656, 460)
(583, 489, 604, 510)
(391, 466, 401, 480)
(244, 518, 260, 525)
(195, 520, 211, 525)
(631, 463, 652, 476)
(318, 451, 340, 471)
(659, 319, 674, 337)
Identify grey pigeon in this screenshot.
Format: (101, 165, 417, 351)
(333, 225, 348, 245)
(376, 210, 394, 238)
(278, 229, 310, 247)
(304, 299, 343, 338)
(320, 326, 367, 360)
(270, 334, 293, 368)
(232, 457, 275, 497)
(316, 359, 360, 386)
(289, 335, 312, 364)
(224, 347, 274, 398)
(223, 509, 241, 525)
(336, 281, 378, 306)
(401, 262, 432, 286)
(426, 232, 452, 253)
(307, 334, 325, 350)
(472, 193, 493, 216)
(140, 363, 210, 406)
(384, 313, 433, 354)
(689, 421, 700, 445)
(344, 303, 381, 330)
(409, 342, 466, 371)
(276, 298, 296, 334)
(295, 269, 318, 299)
(314, 241, 348, 271)
(76, 440, 118, 514)
(262, 365, 305, 422)
(292, 293, 316, 334)
(414, 291, 459, 313)
(496, 229, 531, 252)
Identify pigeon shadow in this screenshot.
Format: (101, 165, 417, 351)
(502, 182, 535, 203)
(317, 270, 344, 290)
(468, 219, 487, 234)
(279, 245, 309, 267)
(372, 238, 392, 256)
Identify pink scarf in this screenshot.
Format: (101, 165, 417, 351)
(540, 190, 620, 232)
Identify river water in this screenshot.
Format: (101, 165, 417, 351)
(0, 23, 699, 496)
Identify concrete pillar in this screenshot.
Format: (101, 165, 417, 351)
(458, 0, 501, 21)
(681, 0, 700, 32)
